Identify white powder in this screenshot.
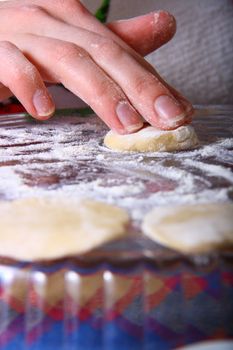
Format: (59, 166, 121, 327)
(184, 159, 233, 183)
(0, 112, 232, 225)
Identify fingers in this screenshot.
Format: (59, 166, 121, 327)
(82, 37, 190, 129)
(0, 2, 174, 65)
(8, 9, 189, 129)
(15, 34, 143, 134)
(0, 1, 192, 130)
(36, 24, 189, 129)
(0, 41, 55, 119)
(42, 2, 192, 119)
(34, 1, 176, 56)
(107, 11, 176, 56)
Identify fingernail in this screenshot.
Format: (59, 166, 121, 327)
(33, 89, 55, 118)
(154, 95, 186, 123)
(116, 101, 143, 133)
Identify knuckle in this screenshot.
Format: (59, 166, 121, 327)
(15, 64, 38, 83)
(95, 78, 123, 103)
(55, 0, 86, 14)
(74, 46, 89, 59)
(24, 64, 38, 80)
(0, 41, 39, 85)
(19, 4, 46, 16)
(97, 38, 123, 60)
(97, 80, 113, 98)
(134, 77, 148, 95)
(54, 0, 72, 8)
(134, 75, 159, 96)
(12, 68, 27, 83)
(55, 43, 88, 64)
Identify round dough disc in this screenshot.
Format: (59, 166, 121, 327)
(104, 125, 199, 152)
(142, 203, 233, 253)
(0, 197, 129, 261)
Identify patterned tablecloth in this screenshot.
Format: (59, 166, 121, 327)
(0, 258, 232, 350)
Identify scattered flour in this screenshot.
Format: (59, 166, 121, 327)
(184, 159, 233, 183)
(0, 112, 232, 225)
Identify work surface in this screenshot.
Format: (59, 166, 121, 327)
(1, 106, 232, 207)
(0, 105, 232, 350)
(0, 105, 233, 258)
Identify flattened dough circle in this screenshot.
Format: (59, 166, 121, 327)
(104, 125, 199, 152)
(142, 203, 233, 253)
(0, 197, 129, 261)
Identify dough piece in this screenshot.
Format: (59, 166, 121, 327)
(0, 197, 129, 261)
(104, 125, 199, 152)
(142, 203, 233, 253)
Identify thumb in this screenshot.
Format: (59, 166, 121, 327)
(107, 11, 176, 56)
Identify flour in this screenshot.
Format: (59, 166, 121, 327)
(184, 159, 233, 183)
(0, 112, 232, 226)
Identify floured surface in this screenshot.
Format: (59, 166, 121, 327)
(142, 203, 233, 253)
(0, 197, 129, 261)
(0, 106, 233, 257)
(104, 125, 199, 152)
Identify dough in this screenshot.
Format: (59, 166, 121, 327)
(104, 125, 199, 152)
(0, 197, 129, 261)
(142, 203, 233, 253)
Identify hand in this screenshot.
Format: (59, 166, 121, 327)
(0, 0, 193, 133)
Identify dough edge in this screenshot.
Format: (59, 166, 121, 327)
(142, 203, 233, 254)
(0, 197, 129, 261)
(104, 125, 199, 152)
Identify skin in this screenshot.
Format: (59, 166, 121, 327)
(0, 0, 193, 134)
